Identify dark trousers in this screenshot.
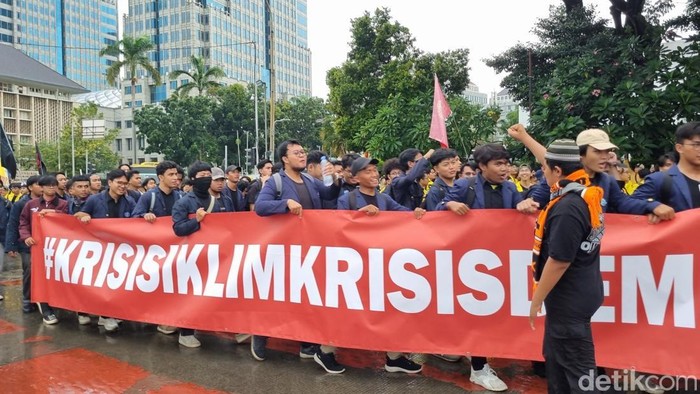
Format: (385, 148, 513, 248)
(180, 328, 195, 336)
(471, 356, 487, 370)
(22, 251, 51, 314)
(544, 320, 599, 394)
(21, 252, 31, 306)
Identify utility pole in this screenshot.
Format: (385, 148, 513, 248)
(252, 42, 259, 164)
(266, 0, 277, 161)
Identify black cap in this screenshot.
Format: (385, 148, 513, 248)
(350, 157, 379, 176)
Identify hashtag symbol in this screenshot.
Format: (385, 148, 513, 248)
(44, 237, 57, 280)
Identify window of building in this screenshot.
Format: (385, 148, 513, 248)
(138, 136, 145, 150)
(115, 121, 122, 128)
(126, 138, 132, 151)
(115, 139, 122, 151)
(170, 81, 177, 90)
(126, 120, 133, 128)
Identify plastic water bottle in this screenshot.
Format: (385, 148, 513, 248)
(321, 156, 334, 186)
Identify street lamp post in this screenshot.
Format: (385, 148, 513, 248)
(272, 118, 290, 159)
(71, 121, 75, 176)
(257, 81, 268, 158)
(252, 42, 259, 164)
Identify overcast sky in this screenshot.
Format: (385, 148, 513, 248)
(117, 0, 685, 99)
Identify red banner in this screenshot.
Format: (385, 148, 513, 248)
(31, 210, 700, 376)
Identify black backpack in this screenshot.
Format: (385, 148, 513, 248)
(658, 172, 674, 206)
(464, 176, 478, 208)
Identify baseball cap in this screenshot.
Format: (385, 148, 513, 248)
(350, 157, 379, 176)
(225, 164, 242, 173)
(576, 129, 618, 150)
(211, 167, 225, 180)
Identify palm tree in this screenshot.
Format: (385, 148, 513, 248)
(169, 55, 226, 96)
(100, 36, 161, 162)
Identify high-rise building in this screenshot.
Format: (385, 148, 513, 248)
(113, 0, 311, 164)
(123, 0, 311, 104)
(462, 82, 488, 107)
(0, 0, 119, 92)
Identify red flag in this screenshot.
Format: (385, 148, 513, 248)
(429, 74, 452, 148)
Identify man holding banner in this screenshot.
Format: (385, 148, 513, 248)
(254, 139, 344, 374)
(19, 175, 69, 325)
(529, 139, 605, 393)
(75, 169, 136, 332)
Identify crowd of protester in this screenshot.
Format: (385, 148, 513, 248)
(0, 121, 699, 393)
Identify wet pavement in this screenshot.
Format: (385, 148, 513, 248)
(0, 254, 550, 393)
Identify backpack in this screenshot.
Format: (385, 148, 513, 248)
(387, 177, 423, 209)
(464, 176, 478, 208)
(422, 182, 447, 209)
(348, 189, 359, 210)
(272, 172, 316, 200)
(658, 172, 674, 206)
(147, 189, 181, 214)
(408, 182, 424, 210)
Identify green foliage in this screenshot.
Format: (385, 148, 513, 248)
(100, 36, 161, 87)
(134, 83, 335, 167)
(169, 55, 227, 96)
(37, 103, 120, 175)
(326, 8, 474, 158)
(275, 96, 330, 153)
(210, 84, 257, 165)
(668, 0, 700, 40)
(485, 5, 608, 105)
(134, 96, 218, 166)
(488, 3, 700, 163)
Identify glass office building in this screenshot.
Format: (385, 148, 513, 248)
(0, 0, 119, 91)
(124, 0, 312, 103)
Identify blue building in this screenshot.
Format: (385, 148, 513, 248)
(123, 0, 312, 104)
(0, 0, 119, 92)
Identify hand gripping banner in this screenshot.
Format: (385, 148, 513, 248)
(31, 210, 700, 376)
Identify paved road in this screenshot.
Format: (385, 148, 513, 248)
(0, 255, 551, 393)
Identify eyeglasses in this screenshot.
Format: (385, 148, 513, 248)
(681, 142, 700, 150)
(288, 149, 307, 157)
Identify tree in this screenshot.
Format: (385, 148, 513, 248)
(487, 2, 698, 163)
(326, 8, 472, 158)
(275, 96, 330, 153)
(211, 84, 256, 166)
(485, 5, 609, 105)
(669, 0, 700, 40)
(100, 36, 162, 162)
(169, 55, 227, 96)
(134, 96, 218, 166)
(38, 103, 120, 175)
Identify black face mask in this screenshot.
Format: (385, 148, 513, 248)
(192, 177, 212, 198)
